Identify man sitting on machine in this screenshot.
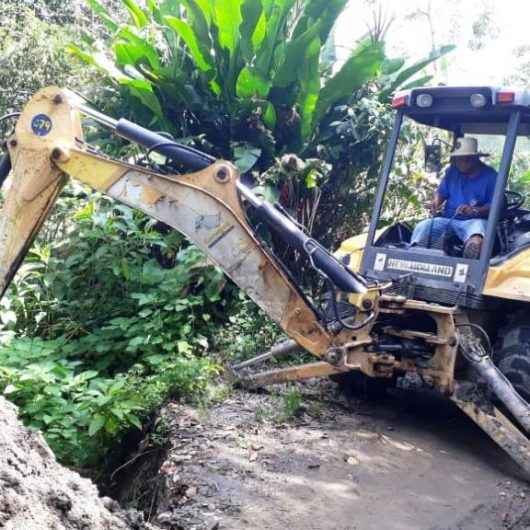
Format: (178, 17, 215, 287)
(410, 137, 498, 259)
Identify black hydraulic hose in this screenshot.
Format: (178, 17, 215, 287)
(0, 153, 11, 187)
(115, 119, 215, 172)
(78, 104, 215, 172)
(238, 183, 367, 294)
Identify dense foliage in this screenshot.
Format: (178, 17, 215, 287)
(70, 0, 453, 274)
(0, 192, 234, 468)
(70, 0, 388, 159)
(0, 0, 453, 471)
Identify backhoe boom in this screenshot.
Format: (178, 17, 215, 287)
(0, 87, 349, 360)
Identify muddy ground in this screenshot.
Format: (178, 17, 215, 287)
(122, 380, 530, 530)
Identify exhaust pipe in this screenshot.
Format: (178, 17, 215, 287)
(459, 331, 530, 434)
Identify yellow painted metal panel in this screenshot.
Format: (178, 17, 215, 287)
(484, 247, 530, 302)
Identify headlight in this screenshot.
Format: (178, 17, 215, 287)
(470, 93, 487, 108)
(416, 93, 433, 108)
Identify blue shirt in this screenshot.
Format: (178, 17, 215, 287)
(437, 163, 497, 218)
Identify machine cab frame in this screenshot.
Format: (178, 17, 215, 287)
(360, 86, 530, 308)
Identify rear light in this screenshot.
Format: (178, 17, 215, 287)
(496, 91, 515, 104)
(391, 94, 408, 108)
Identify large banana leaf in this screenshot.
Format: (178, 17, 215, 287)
(379, 45, 456, 100)
(78, 0, 452, 163)
(117, 28, 161, 72)
(181, 1, 214, 70)
(381, 57, 405, 75)
(67, 44, 128, 81)
(236, 68, 271, 98)
(119, 78, 165, 122)
(298, 36, 321, 141)
(273, 22, 322, 87)
(213, 0, 244, 54)
(291, 0, 348, 44)
(122, 0, 149, 29)
(86, 0, 118, 32)
(239, 0, 263, 61)
(164, 16, 213, 72)
(254, 0, 296, 77)
(313, 40, 385, 128)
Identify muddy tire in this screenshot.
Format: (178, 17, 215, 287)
(495, 315, 530, 402)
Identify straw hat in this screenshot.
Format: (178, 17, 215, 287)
(450, 137, 489, 158)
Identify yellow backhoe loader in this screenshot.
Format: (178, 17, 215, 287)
(0, 86, 529, 477)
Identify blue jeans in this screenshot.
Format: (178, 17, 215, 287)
(411, 217, 487, 247)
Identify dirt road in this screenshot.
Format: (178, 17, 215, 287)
(141, 381, 529, 530)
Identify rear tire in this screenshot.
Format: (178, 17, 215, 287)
(495, 314, 530, 402)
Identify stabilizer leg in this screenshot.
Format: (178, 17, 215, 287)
(451, 383, 530, 479)
(236, 361, 347, 388)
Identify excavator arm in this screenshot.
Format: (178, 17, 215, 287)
(0, 86, 368, 369)
(1, 87, 530, 478)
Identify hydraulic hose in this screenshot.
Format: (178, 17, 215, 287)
(459, 329, 530, 434)
(238, 182, 368, 294)
(78, 104, 368, 295)
(78, 104, 215, 172)
(0, 153, 11, 188)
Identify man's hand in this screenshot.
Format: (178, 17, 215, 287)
(456, 204, 478, 217)
(430, 193, 445, 216)
(429, 203, 440, 216)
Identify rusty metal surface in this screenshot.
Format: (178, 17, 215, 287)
(451, 383, 530, 478)
(230, 340, 300, 371)
(0, 87, 342, 359)
(3, 87, 530, 476)
(0, 87, 462, 395)
(239, 361, 347, 388)
(0, 88, 331, 362)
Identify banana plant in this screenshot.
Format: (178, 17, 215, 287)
(377, 44, 456, 102)
(68, 0, 454, 290)
(69, 0, 391, 160)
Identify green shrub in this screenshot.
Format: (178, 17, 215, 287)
(214, 293, 284, 363)
(0, 193, 231, 468)
(281, 386, 303, 419)
(0, 336, 218, 468)
(0, 4, 86, 126)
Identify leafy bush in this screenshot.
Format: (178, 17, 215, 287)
(70, 0, 387, 160)
(5, 191, 229, 343)
(214, 293, 284, 363)
(0, 192, 233, 468)
(0, 336, 217, 468)
(68, 0, 454, 275)
(0, 4, 86, 128)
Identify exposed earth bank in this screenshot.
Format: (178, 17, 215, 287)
(0, 396, 158, 530)
(2, 380, 529, 530)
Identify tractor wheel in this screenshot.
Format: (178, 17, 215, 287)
(495, 314, 530, 403)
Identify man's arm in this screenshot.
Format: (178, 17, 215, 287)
(431, 192, 446, 214)
(432, 168, 450, 214)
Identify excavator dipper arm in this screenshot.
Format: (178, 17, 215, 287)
(0, 87, 360, 365)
